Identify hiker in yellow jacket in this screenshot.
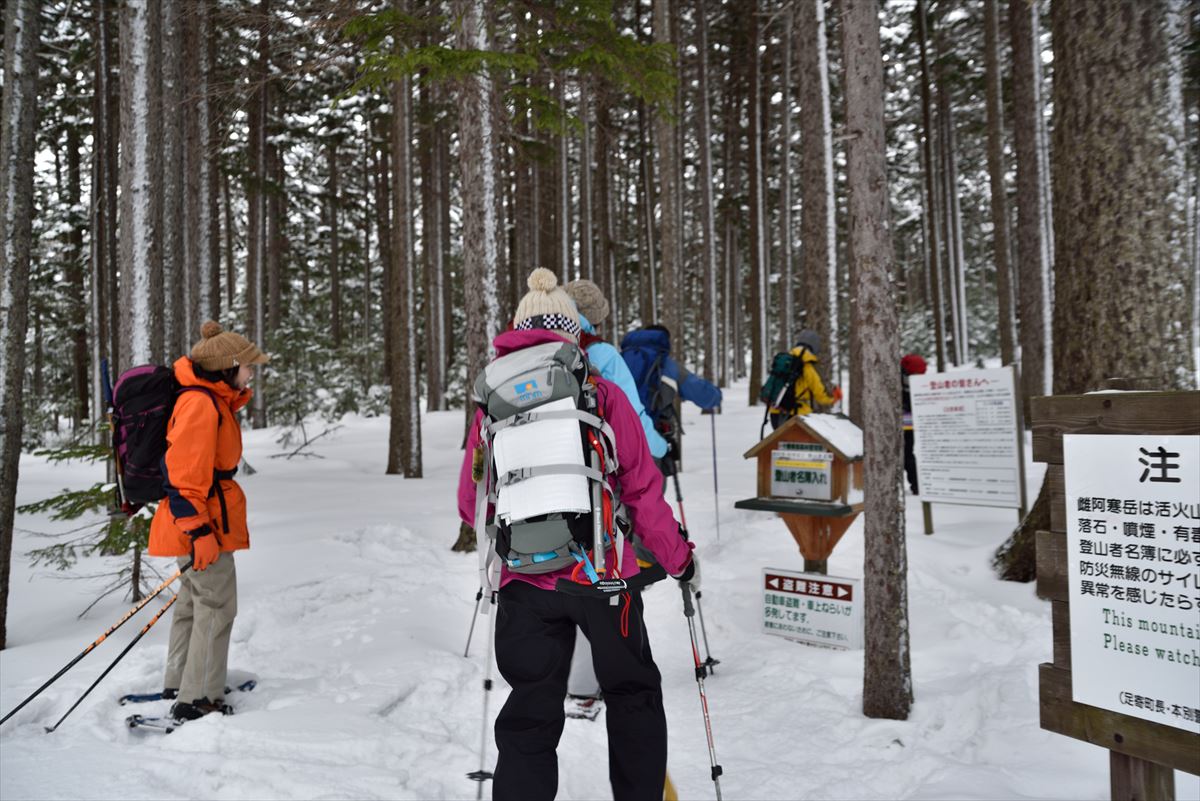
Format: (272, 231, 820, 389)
(769, 329, 842, 430)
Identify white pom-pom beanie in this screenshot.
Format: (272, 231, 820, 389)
(512, 268, 581, 341)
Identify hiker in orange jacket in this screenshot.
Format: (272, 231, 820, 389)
(149, 320, 268, 721)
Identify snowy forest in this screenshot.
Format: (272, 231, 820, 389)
(1, 0, 1199, 798)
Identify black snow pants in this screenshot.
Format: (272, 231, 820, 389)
(492, 580, 667, 801)
(903, 429, 919, 494)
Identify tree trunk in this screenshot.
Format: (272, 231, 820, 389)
(936, 64, 968, 364)
(915, 0, 947, 372)
(204, 2, 220, 323)
(160, 0, 185, 357)
(993, 0, 1193, 582)
(387, 42, 423, 479)
(779, 8, 794, 352)
(328, 139, 342, 348)
(0, 0, 40, 651)
(454, 0, 501, 404)
(580, 84, 594, 284)
(119, 0, 164, 369)
(222, 168, 235, 315)
(1010, 0, 1051, 411)
(637, 101, 658, 325)
(373, 113, 394, 381)
(1050, 0, 1193, 392)
(747, 0, 767, 404)
(594, 83, 615, 319)
(842, 0, 912, 721)
(719, 9, 746, 386)
(183, 0, 217, 338)
(797, 0, 838, 389)
(984, 0, 1017, 367)
(66, 124, 89, 428)
(421, 99, 444, 404)
(91, 0, 119, 437)
(247, 0, 269, 429)
(558, 78, 571, 285)
(653, 0, 681, 339)
(695, 0, 720, 382)
(266, 137, 282, 342)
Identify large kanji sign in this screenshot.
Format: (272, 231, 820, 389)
(1064, 434, 1200, 734)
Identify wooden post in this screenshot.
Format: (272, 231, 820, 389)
(1109, 752, 1175, 801)
(922, 501, 933, 535)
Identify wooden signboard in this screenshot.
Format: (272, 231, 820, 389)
(1032, 391, 1200, 800)
(736, 414, 864, 574)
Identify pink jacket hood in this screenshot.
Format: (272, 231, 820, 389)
(457, 329, 693, 590)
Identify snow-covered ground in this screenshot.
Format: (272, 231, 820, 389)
(2, 387, 1197, 800)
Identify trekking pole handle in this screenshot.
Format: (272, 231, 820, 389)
(680, 581, 696, 617)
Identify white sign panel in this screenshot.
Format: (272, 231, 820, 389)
(1064, 434, 1200, 734)
(769, 444, 834, 501)
(762, 569, 862, 650)
(910, 366, 1023, 508)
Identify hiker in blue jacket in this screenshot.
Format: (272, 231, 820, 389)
(620, 325, 722, 470)
(566, 280, 669, 460)
(561, 280, 673, 720)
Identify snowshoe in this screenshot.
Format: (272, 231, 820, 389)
(125, 714, 183, 734)
(119, 679, 255, 706)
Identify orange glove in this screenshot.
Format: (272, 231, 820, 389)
(190, 529, 221, 571)
(832, 386, 844, 403)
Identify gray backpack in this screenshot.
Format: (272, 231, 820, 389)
(471, 340, 625, 585)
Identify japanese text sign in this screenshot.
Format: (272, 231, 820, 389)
(769, 446, 834, 501)
(910, 366, 1024, 509)
(1064, 434, 1200, 734)
(762, 568, 862, 650)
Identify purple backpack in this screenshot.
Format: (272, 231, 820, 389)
(111, 365, 220, 510)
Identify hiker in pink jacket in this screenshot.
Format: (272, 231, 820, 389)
(457, 268, 699, 801)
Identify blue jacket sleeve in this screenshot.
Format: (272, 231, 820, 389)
(667, 357, 723, 410)
(588, 342, 669, 459)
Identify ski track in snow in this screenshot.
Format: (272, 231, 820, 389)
(3, 388, 1198, 800)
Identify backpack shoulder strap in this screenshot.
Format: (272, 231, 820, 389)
(177, 386, 223, 427)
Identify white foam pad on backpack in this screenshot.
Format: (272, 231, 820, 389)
(493, 397, 592, 523)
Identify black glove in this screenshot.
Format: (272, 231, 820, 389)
(674, 556, 700, 591)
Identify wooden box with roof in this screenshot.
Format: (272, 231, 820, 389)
(735, 414, 864, 574)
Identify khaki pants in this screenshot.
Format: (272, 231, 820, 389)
(163, 553, 237, 703)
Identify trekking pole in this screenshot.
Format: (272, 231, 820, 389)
(100, 358, 130, 510)
(466, 591, 497, 799)
(680, 582, 724, 800)
(693, 591, 720, 676)
(667, 459, 718, 672)
(44, 591, 179, 733)
(668, 459, 689, 533)
(463, 587, 483, 658)
(709, 413, 721, 544)
(1, 565, 187, 727)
